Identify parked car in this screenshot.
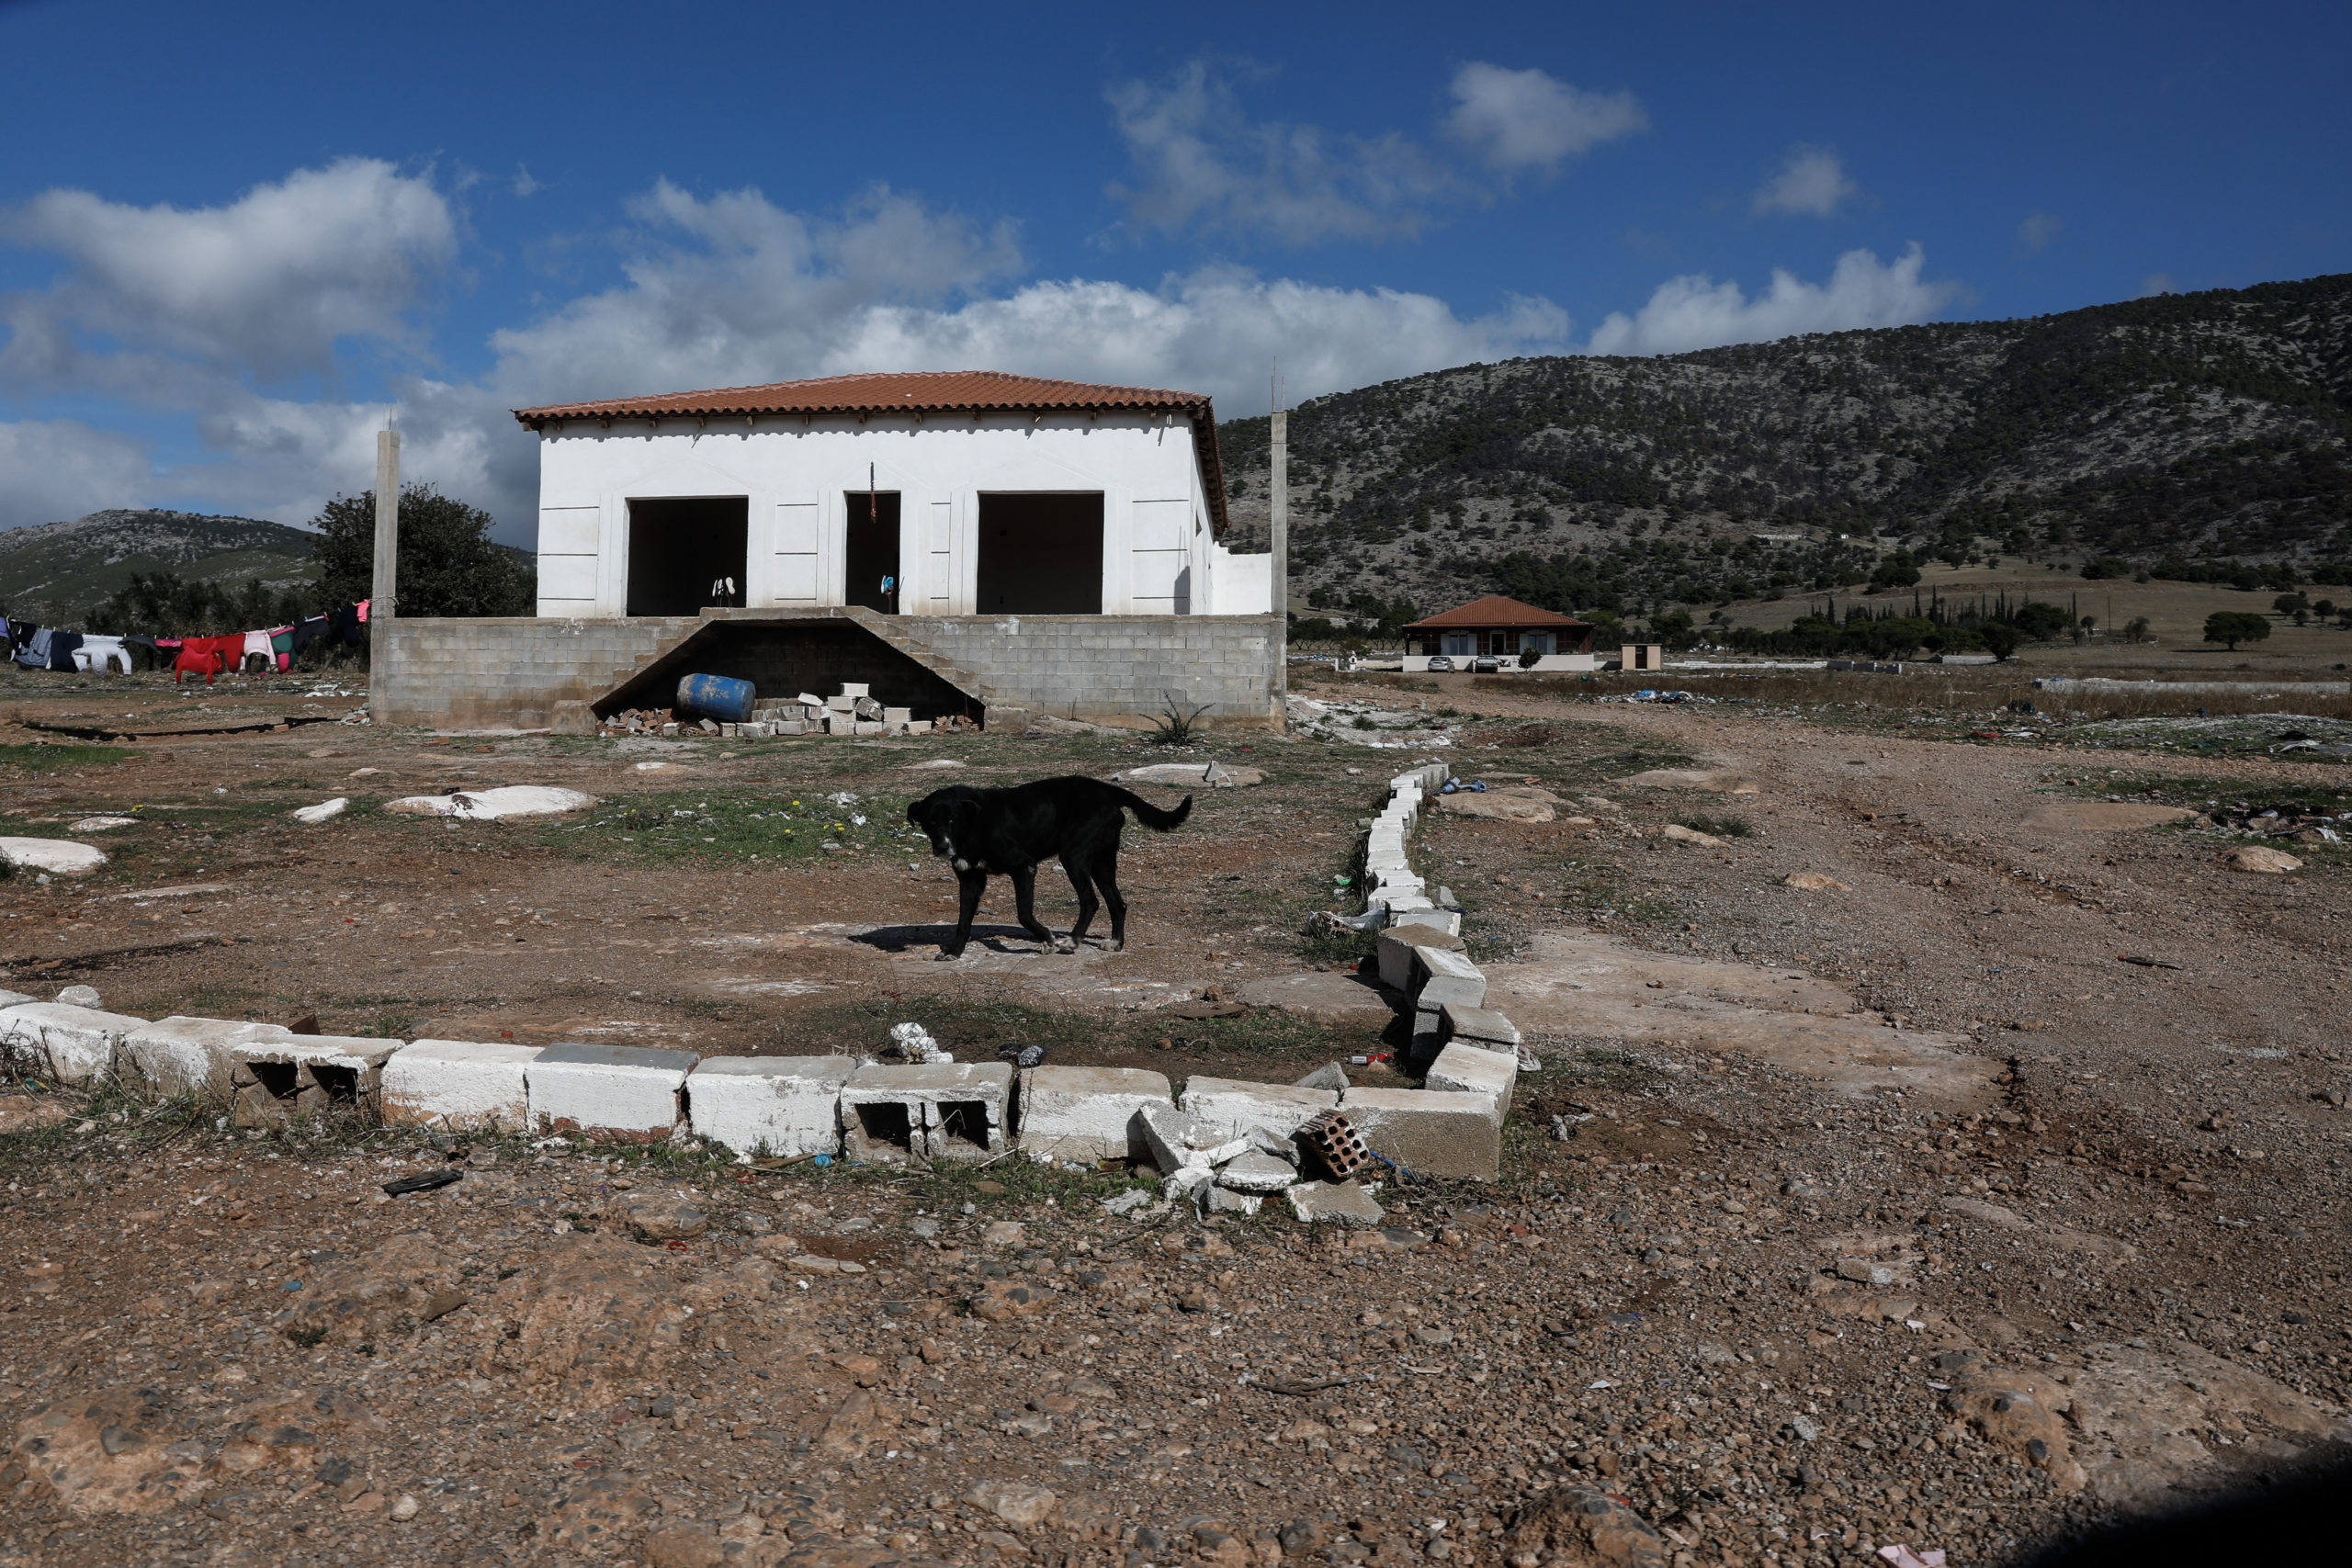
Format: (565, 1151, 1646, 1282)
(1470, 656, 1501, 673)
(1423, 654, 1456, 671)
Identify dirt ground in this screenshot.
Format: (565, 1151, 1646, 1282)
(0, 663, 2346, 1568)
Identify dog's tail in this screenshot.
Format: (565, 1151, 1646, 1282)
(1117, 788, 1193, 831)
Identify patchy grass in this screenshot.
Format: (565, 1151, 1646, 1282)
(534, 786, 920, 866)
(0, 742, 134, 772)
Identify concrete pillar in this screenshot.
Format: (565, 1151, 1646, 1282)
(370, 428, 400, 709)
(1269, 403, 1288, 703)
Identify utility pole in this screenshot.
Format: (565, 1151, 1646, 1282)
(370, 423, 400, 714)
(1268, 367, 1287, 704)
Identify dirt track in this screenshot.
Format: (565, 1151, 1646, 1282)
(0, 667, 2346, 1568)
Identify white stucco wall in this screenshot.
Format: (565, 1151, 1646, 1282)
(531, 411, 1270, 618)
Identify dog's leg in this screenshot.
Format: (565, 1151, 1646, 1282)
(1091, 851, 1130, 953)
(1064, 860, 1100, 948)
(1011, 865, 1067, 952)
(940, 871, 987, 959)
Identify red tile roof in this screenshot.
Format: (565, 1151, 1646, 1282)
(1403, 595, 1591, 630)
(513, 370, 1230, 533)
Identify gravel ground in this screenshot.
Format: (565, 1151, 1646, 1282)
(0, 669, 2346, 1568)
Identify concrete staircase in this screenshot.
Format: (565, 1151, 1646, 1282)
(589, 608, 992, 715)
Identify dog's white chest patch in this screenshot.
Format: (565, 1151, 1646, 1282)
(953, 858, 971, 872)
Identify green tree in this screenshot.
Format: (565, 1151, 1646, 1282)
(1868, 550, 1921, 591)
(2204, 611, 2272, 650)
(2010, 601, 2073, 640)
(311, 484, 535, 616)
(1980, 624, 2021, 660)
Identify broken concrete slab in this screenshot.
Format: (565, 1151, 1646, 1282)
(1179, 1077, 1339, 1144)
(1439, 1001, 1521, 1051)
(1410, 944, 1487, 1009)
(840, 1061, 1013, 1163)
(381, 1038, 540, 1130)
(1385, 908, 1462, 938)
(1285, 1180, 1385, 1228)
(1216, 1150, 1300, 1194)
(0, 1002, 147, 1087)
(1339, 1087, 1501, 1180)
(1136, 1100, 1212, 1174)
(0, 838, 107, 876)
(1484, 930, 1997, 1106)
(123, 1017, 300, 1100)
(1294, 1062, 1351, 1093)
(1375, 924, 1465, 990)
(687, 1055, 855, 1157)
(1424, 1040, 1519, 1113)
(1205, 1185, 1262, 1215)
(228, 1036, 401, 1126)
(1015, 1066, 1172, 1163)
(526, 1042, 698, 1139)
(1435, 790, 1555, 823)
(383, 785, 598, 820)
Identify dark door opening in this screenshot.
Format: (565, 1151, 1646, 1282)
(627, 497, 748, 616)
(844, 490, 900, 614)
(976, 493, 1102, 614)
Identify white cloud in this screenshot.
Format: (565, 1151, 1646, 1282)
(2141, 273, 2176, 297)
(491, 182, 1563, 417)
(0, 157, 455, 384)
(513, 165, 542, 198)
(1752, 145, 1857, 219)
(2017, 212, 2061, 252)
(0, 419, 155, 525)
(1105, 62, 1457, 245)
(1587, 243, 1959, 356)
(1443, 62, 1646, 173)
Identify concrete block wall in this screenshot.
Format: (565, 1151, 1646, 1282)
(376, 616, 699, 729)
(375, 610, 1283, 730)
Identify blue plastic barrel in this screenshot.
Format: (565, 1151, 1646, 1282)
(675, 672, 755, 724)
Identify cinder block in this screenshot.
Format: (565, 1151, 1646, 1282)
(688, 1055, 854, 1157)
(1386, 908, 1461, 938)
(1411, 945, 1487, 1010)
(0, 1002, 147, 1087)
(1179, 1077, 1338, 1143)
(1016, 1066, 1172, 1162)
(1375, 924, 1466, 990)
(840, 1061, 1013, 1163)
(382, 1038, 541, 1129)
(1424, 1041, 1519, 1113)
(527, 1042, 698, 1138)
(229, 1035, 401, 1126)
(123, 1017, 300, 1100)
(1340, 1087, 1501, 1180)
(1440, 1001, 1521, 1050)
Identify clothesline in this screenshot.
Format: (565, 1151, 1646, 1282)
(0, 600, 371, 682)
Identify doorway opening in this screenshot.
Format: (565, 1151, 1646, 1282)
(976, 493, 1102, 614)
(627, 497, 748, 616)
(844, 490, 900, 614)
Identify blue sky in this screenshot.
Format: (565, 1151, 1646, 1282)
(0, 0, 2345, 540)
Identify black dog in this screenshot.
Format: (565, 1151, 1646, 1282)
(906, 776, 1193, 958)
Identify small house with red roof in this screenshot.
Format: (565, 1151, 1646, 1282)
(1399, 595, 1596, 671)
(374, 371, 1285, 732)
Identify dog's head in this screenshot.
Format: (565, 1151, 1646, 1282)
(906, 788, 980, 865)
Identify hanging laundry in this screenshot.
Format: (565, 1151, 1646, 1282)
(290, 615, 329, 659)
(240, 629, 275, 671)
(268, 625, 296, 671)
(73, 635, 130, 675)
(16, 628, 52, 670)
(44, 631, 82, 672)
(329, 604, 363, 644)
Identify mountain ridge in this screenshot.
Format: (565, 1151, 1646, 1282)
(1216, 272, 2352, 620)
(0, 509, 318, 624)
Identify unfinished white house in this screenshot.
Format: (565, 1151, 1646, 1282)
(374, 372, 1283, 730)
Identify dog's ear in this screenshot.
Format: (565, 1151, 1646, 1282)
(947, 798, 979, 838)
(904, 797, 928, 829)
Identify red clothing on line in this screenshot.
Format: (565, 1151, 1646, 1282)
(173, 635, 243, 685)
